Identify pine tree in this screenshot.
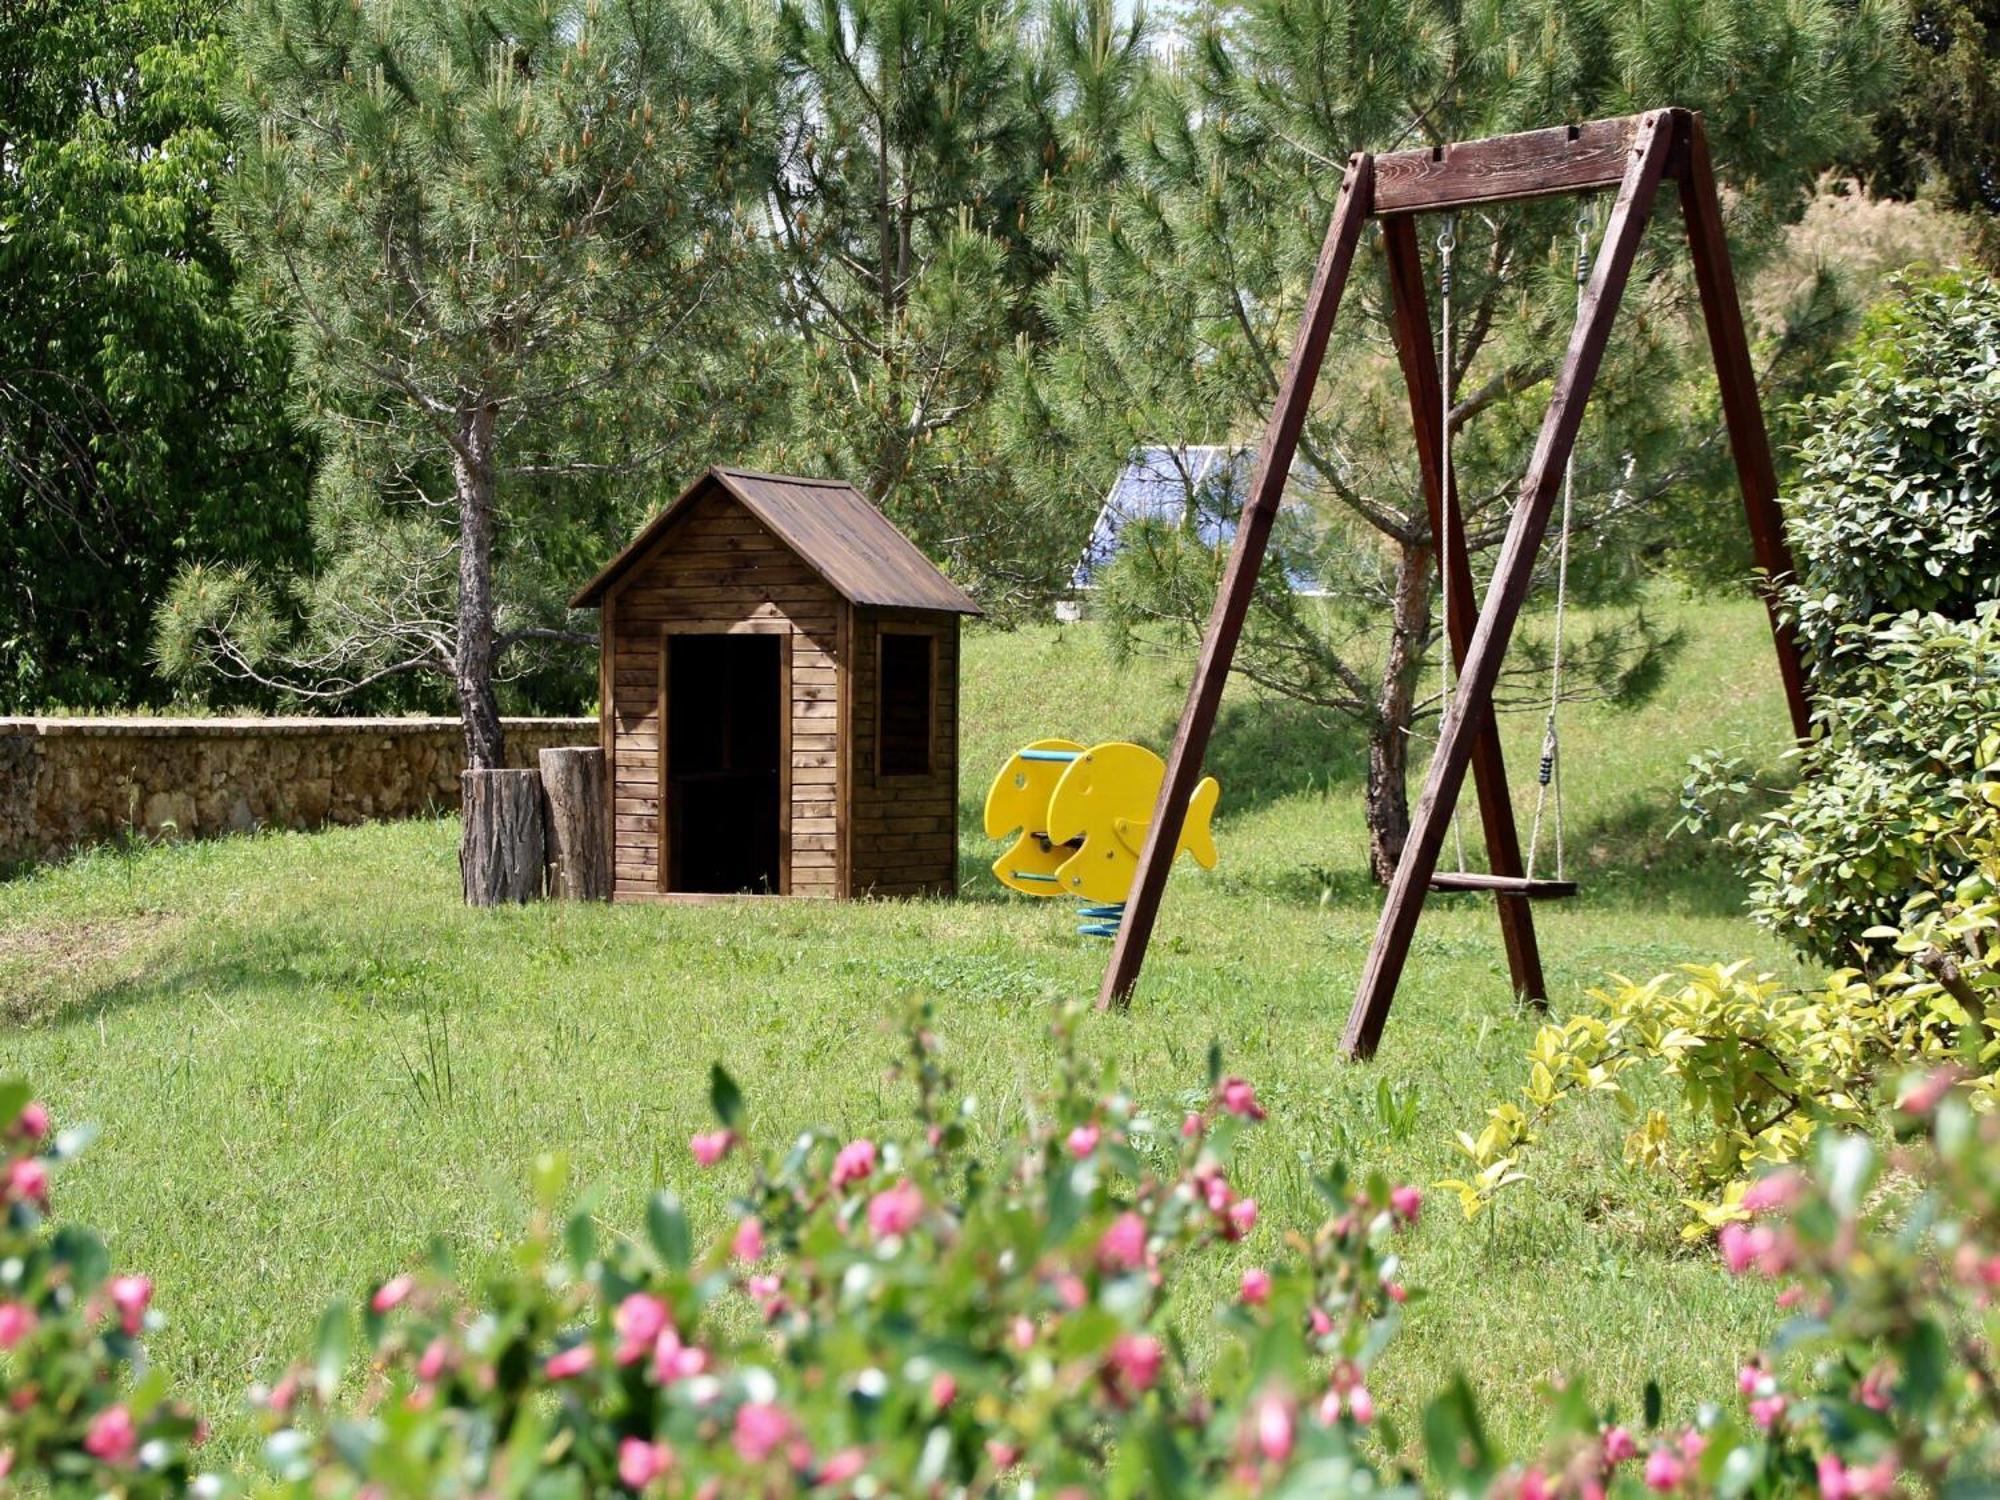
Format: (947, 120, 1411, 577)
(1017, 0, 1902, 880)
(755, 0, 1149, 611)
(158, 0, 779, 764)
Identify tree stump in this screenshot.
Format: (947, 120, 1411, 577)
(539, 746, 611, 901)
(461, 769, 546, 906)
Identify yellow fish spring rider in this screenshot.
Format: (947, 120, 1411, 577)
(983, 739, 1220, 936)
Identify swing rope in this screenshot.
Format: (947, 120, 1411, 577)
(1525, 209, 1593, 883)
(1436, 216, 1467, 874)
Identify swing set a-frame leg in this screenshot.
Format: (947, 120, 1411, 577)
(1341, 110, 1680, 1060)
(1096, 153, 1378, 1011)
(1382, 215, 1549, 1008)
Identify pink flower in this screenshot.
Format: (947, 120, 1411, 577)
(831, 1138, 877, 1187)
(1107, 1333, 1163, 1394)
(1717, 1223, 1756, 1274)
(14, 1102, 47, 1141)
(1315, 1388, 1342, 1425)
(1748, 1394, 1786, 1430)
(5, 1157, 48, 1209)
(1680, 1430, 1708, 1461)
(615, 1293, 670, 1365)
(652, 1328, 708, 1382)
(1011, 1315, 1037, 1350)
(1776, 1285, 1805, 1309)
(1219, 1078, 1266, 1121)
(1347, 1385, 1375, 1424)
(733, 1401, 794, 1464)
(1226, 1198, 1259, 1239)
(1197, 1167, 1232, 1213)
(1389, 1184, 1422, 1223)
(0, 1302, 35, 1350)
(930, 1372, 957, 1407)
(620, 1436, 674, 1490)
(107, 1275, 151, 1336)
(417, 1338, 451, 1383)
(1899, 1066, 1962, 1116)
(1857, 1368, 1892, 1411)
(1097, 1212, 1147, 1272)
(1520, 1469, 1554, 1500)
(1254, 1393, 1294, 1462)
(1240, 1267, 1272, 1305)
(1737, 1363, 1764, 1396)
(545, 1344, 594, 1380)
(1066, 1123, 1100, 1158)
(1182, 1113, 1204, 1139)
(1309, 1306, 1333, 1337)
(83, 1404, 136, 1465)
(1386, 1281, 1408, 1303)
(689, 1130, 734, 1167)
(866, 1179, 924, 1238)
(1847, 1457, 1898, 1497)
(372, 1274, 415, 1314)
(1604, 1427, 1638, 1464)
(985, 1439, 1021, 1468)
(818, 1447, 868, 1485)
(732, 1217, 765, 1262)
(1643, 1447, 1686, 1491)
(1054, 1273, 1087, 1309)
(1740, 1169, 1804, 1215)
(1819, 1454, 1853, 1500)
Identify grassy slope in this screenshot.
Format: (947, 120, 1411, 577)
(0, 594, 1802, 1464)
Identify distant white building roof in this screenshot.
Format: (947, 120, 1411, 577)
(1071, 445, 1326, 594)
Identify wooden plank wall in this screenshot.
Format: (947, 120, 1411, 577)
(605, 488, 843, 898)
(848, 610, 959, 898)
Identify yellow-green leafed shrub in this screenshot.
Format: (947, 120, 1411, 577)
(1447, 787, 2000, 1234)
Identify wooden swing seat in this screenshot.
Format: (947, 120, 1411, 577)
(1427, 871, 1578, 899)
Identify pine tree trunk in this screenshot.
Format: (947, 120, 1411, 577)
(460, 769, 546, 906)
(539, 746, 611, 901)
(1365, 539, 1435, 884)
(453, 401, 505, 772)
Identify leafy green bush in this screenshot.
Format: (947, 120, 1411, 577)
(12, 1001, 2000, 1494)
(1783, 272, 2000, 664)
(1731, 606, 2000, 962)
(1448, 779, 2000, 1234)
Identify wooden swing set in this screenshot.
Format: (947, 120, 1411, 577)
(1096, 108, 1814, 1059)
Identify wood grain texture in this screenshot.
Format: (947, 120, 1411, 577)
(1675, 113, 1813, 741)
(460, 769, 547, 906)
(1343, 109, 1679, 1061)
(1098, 151, 1377, 1010)
(539, 746, 611, 901)
(1374, 115, 1647, 216)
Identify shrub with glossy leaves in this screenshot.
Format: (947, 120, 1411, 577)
(249, 1009, 1421, 1497)
(1448, 785, 2000, 1234)
(0, 1085, 202, 1496)
(1783, 272, 2000, 664)
(1731, 605, 2000, 963)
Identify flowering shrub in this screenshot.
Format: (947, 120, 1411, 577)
(1445, 792, 2000, 1232)
(0, 1083, 203, 1496)
(248, 1007, 1423, 1496)
(1479, 1076, 2000, 1496)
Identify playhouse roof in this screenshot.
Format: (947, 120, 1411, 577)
(571, 466, 982, 615)
(1071, 445, 1326, 594)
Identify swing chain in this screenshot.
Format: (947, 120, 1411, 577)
(1527, 207, 1594, 881)
(1436, 215, 1467, 874)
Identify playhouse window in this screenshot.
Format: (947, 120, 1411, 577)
(878, 631, 935, 777)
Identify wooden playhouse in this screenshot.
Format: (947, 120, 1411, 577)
(571, 467, 981, 901)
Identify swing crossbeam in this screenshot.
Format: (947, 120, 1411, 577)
(1094, 107, 1815, 1060)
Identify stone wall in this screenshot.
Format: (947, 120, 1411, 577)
(0, 717, 594, 866)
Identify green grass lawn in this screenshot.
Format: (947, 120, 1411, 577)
(0, 592, 1805, 1467)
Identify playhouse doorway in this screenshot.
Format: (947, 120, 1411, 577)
(664, 631, 786, 894)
